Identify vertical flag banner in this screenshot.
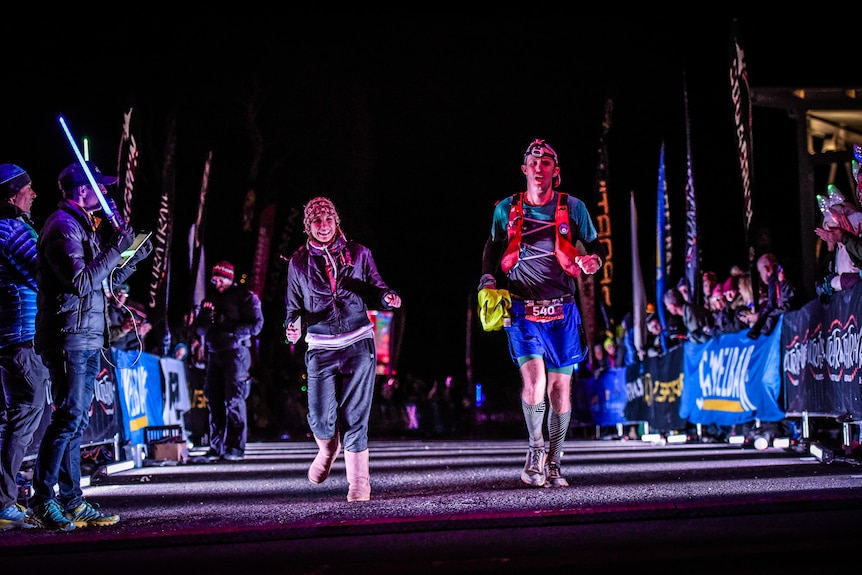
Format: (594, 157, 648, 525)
(580, 98, 614, 353)
(249, 203, 275, 298)
(148, 116, 176, 355)
(595, 99, 614, 329)
(630, 191, 646, 355)
(683, 76, 702, 308)
(656, 143, 671, 352)
(729, 18, 756, 283)
(188, 224, 207, 316)
(189, 151, 212, 319)
(116, 108, 137, 225)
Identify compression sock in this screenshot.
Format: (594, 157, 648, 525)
(522, 400, 546, 449)
(547, 408, 571, 463)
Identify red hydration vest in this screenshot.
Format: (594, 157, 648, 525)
(500, 192, 582, 278)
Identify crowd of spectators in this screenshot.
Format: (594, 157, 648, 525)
(614, 252, 801, 367)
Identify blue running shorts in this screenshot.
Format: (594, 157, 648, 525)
(505, 301, 588, 370)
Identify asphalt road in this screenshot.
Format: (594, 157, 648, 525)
(3, 438, 862, 574)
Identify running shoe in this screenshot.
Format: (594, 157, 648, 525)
(27, 500, 75, 531)
(65, 500, 120, 527)
(0, 503, 35, 530)
(203, 449, 221, 462)
(520, 447, 546, 487)
(544, 461, 570, 488)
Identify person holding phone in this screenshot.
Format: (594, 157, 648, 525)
(28, 161, 152, 531)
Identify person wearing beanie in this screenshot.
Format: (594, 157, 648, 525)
(29, 161, 152, 531)
(194, 260, 263, 462)
(478, 139, 606, 489)
(285, 196, 401, 502)
(0, 164, 33, 202)
(0, 164, 50, 530)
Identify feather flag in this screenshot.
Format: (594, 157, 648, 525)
(656, 143, 671, 352)
(630, 190, 646, 356)
(147, 116, 176, 356)
(189, 151, 212, 319)
(579, 97, 614, 355)
(188, 224, 207, 316)
(249, 203, 275, 298)
(594, 98, 614, 332)
(116, 108, 137, 225)
(683, 76, 702, 308)
(729, 18, 757, 285)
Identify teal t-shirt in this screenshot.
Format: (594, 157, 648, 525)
(489, 191, 598, 300)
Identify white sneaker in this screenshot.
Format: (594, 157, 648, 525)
(520, 447, 546, 487)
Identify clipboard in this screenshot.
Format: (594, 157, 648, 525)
(117, 231, 152, 268)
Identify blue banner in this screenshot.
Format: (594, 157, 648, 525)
(679, 320, 785, 426)
(113, 349, 165, 445)
(586, 367, 629, 426)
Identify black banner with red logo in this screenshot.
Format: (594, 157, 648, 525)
(781, 284, 862, 419)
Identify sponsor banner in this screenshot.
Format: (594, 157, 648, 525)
(680, 322, 785, 426)
(639, 346, 687, 432)
(113, 349, 165, 445)
(160, 357, 192, 435)
(585, 367, 629, 426)
(781, 285, 862, 418)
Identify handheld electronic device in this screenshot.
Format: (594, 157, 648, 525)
(117, 231, 153, 268)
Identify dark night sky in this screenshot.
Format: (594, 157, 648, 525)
(2, 14, 856, 383)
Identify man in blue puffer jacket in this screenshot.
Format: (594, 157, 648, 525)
(0, 164, 50, 531)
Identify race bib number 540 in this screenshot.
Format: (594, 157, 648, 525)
(524, 298, 564, 323)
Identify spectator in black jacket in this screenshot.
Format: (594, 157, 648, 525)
(195, 261, 263, 463)
(30, 161, 151, 531)
(663, 287, 715, 344)
(745, 253, 797, 339)
(709, 284, 740, 336)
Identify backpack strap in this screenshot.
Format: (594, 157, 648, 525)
(500, 193, 524, 274)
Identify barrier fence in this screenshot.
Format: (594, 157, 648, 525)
(25, 282, 862, 461)
(576, 281, 862, 436)
(25, 349, 191, 459)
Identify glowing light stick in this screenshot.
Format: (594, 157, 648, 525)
(58, 115, 122, 231)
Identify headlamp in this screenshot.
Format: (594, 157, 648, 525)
(524, 139, 559, 163)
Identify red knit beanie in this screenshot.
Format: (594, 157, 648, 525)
(212, 261, 234, 282)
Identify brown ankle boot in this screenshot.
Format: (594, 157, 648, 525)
(344, 449, 371, 502)
(308, 434, 341, 484)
